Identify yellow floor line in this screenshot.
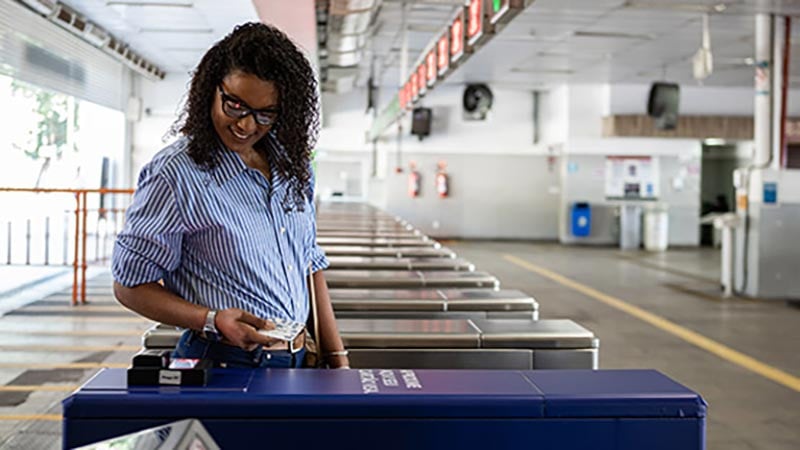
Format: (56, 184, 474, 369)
(0, 385, 78, 392)
(0, 414, 62, 421)
(0, 344, 140, 352)
(504, 254, 800, 393)
(0, 362, 128, 369)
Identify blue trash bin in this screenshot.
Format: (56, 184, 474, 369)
(571, 203, 591, 237)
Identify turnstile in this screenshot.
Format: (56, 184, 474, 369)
(322, 246, 456, 258)
(317, 230, 424, 239)
(341, 318, 597, 370)
(329, 288, 538, 320)
(317, 237, 439, 248)
(317, 223, 416, 233)
(324, 270, 500, 289)
(327, 256, 475, 272)
(143, 318, 597, 370)
(63, 369, 706, 450)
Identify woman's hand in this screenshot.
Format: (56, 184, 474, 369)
(215, 308, 277, 351)
(326, 354, 350, 369)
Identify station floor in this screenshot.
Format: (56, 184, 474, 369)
(0, 243, 797, 449)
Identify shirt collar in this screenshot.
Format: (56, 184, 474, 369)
(210, 136, 288, 193)
(211, 144, 248, 186)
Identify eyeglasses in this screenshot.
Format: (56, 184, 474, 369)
(218, 86, 280, 126)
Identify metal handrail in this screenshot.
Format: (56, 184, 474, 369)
(0, 187, 135, 305)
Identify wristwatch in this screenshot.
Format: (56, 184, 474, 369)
(202, 309, 221, 342)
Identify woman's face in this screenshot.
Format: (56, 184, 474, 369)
(212, 70, 279, 154)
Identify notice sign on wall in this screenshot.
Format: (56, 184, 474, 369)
(605, 156, 660, 199)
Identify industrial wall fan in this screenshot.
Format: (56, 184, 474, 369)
(462, 83, 493, 120)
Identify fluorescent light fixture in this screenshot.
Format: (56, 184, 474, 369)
(703, 138, 727, 146)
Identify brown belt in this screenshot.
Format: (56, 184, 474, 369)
(262, 329, 306, 354)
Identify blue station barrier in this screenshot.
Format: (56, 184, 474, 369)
(63, 369, 706, 450)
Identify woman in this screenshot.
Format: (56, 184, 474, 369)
(112, 23, 349, 369)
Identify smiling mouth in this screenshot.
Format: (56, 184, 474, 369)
(229, 127, 253, 141)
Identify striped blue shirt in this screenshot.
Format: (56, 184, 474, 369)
(112, 136, 328, 323)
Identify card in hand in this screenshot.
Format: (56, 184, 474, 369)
(258, 318, 305, 342)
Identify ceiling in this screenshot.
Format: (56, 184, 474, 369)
(61, 0, 259, 73)
(370, 0, 800, 90)
(56, 0, 800, 89)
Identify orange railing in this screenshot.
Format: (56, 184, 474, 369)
(0, 187, 134, 305)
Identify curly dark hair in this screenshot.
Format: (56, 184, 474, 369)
(171, 22, 320, 211)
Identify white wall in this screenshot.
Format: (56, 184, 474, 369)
(539, 85, 568, 146)
(567, 84, 609, 139)
(316, 83, 560, 239)
(318, 88, 372, 153)
(560, 138, 702, 246)
(128, 73, 189, 186)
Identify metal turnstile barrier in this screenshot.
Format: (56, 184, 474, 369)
(324, 270, 500, 289)
(317, 230, 424, 239)
(321, 246, 455, 258)
(327, 256, 475, 272)
(329, 288, 538, 320)
(317, 237, 439, 248)
(143, 318, 597, 370)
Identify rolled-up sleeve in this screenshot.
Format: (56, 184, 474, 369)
(307, 169, 329, 273)
(112, 170, 184, 287)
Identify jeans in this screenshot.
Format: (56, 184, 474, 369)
(172, 330, 305, 369)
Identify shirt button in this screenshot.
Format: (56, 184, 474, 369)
(288, 265, 293, 271)
(281, 227, 286, 234)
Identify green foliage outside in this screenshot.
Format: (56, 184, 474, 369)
(11, 79, 79, 161)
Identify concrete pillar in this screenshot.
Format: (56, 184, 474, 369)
(752, 14, 773, 178)
(735, 14, 787, 298)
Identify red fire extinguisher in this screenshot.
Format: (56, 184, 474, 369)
(436, 160, 449, 198)
(408, 161, 421, 198)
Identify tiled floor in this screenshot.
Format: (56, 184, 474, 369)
(0, 243, 798, 449)
(450, 242, 800, 450)
(0, 271, 150, 450)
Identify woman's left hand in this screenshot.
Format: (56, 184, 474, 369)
(326, 355, 350, 369)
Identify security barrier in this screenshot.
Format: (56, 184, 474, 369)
(0, 187, 134, 305)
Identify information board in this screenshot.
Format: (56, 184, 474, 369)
(450, 11, 465, 63)
(426, 50, 437, 86)
(467, 0, 484, 45)
(490, 0, 510, 24)
(417, 64, 427, 96)
(437, 33, 449, 75)
(605, 156, 660, 199)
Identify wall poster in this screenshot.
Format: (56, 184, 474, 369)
(605, 156, 660, 199)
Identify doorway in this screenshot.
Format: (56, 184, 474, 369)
(700, 143, 750, 246)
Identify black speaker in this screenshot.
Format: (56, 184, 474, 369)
(411, 107, 432, 140)
(647, 82, 680, 130)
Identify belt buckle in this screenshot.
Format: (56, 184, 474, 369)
(289, 333, 302, 354)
